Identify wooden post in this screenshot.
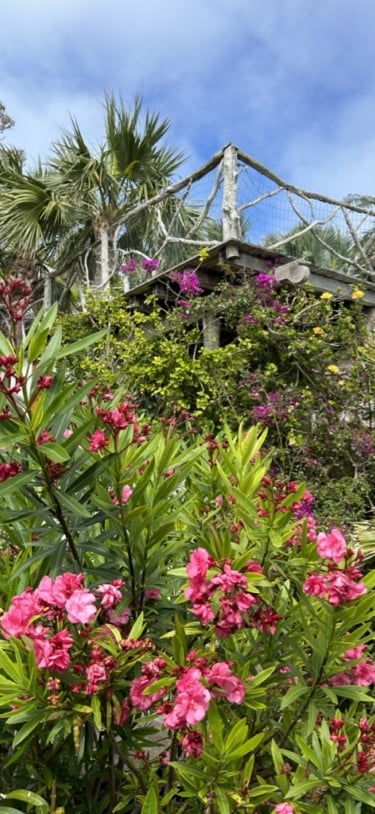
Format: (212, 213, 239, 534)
(222, 144, 241, 256)
(202, 314, 220, 349)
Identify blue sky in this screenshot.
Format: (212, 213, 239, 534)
(1, 0, 375, 199)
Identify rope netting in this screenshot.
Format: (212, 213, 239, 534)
(118, 145, 375, 289)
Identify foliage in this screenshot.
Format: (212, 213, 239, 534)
(0, 96, 188, 301)
(0, 101, 14, 135)
(0, 279, 375, 812)
(61, 265, 375, 527)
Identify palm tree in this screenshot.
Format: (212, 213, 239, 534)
(263, 224, 355, 272)
(0, 96, 187, 303)
(49, 95, 186, 290)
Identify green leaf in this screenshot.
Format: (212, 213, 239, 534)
(37, 441, 70, 462)
(12, 716, 44, 747)
(91, 694, 103, 730)
(0, 471, 34, 495)
(228, 733, 264, 760)
(0, 807, 27, 814)
(128, 613, 145, 640)
(286, 779, 325, 798)
(343, 784, 375, 807)
(248, 666, 275, 689)
(37, 325, 62, 367)
(173, 614, 188, 666)
(326, 795, 339, 814)
(54, 489, 92, 518)
(27, 328, 50, 363)
(280, 683, 309, 710)
(5, 790, 47, 806)
(215, 788, 230, 814)
(247, 784, 278, 799)
(55, 329, 108, 359)
(141, 783, 159, 814)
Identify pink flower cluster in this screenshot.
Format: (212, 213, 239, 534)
(329, 645, 375, 687)
(170, 269, 203, 297)
(130, 650, 245, 757)
(303, 528, 366, 606)
(257, 476, 317, 547)
(0, 460, 23, 482)
(0, 278, 32, 325)
(95, 400, 150, 444)
(120, 257, 159, 275)
(357, 717, 375, 773)
(0, 574, 128, 691)
(0, 352, 25, 397)
(185, 548, 281, 637)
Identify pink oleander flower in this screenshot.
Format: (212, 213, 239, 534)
(0, 461, 23, 482)
(181, 730, 204, 758)
(96, 582, 123, 609)
(113, 698, 131, 726)
(273, 805, 294, 814)
(89, 429, 109, 452)
(86, 662, 108, 694)
(37, 375, 54, 389)
(304, 567, 366, 606)
(186, 548, 213, 581)
(326, 571, 366, 605)
(130, 675, 166, 711)
(205, 662, 245, 703)
(35, 572, 84, 609)
(107, 606, 131, 626)
(352, 661, 375, 686)
(65, 589, 97, 624)
(317, 528, 346, 563)
(163, 668, 211, 729)
(343, 645, 368, 661)
(144, 588, 161, 600)
(1, 589, 42, 637)
(33, 628, 73, 671)
(111, 484, 133, 505)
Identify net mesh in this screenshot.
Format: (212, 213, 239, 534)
(117, 145, 375, 290)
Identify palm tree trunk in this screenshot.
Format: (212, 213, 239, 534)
(94, 224, 111, 290)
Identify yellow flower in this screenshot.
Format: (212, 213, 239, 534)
(320, 292, 333, 300)
(327, 364, 340, 374)
(313, 326, 324, 335)
(352, 289, 364, 299)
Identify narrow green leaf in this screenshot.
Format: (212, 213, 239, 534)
(228, 733, 264, 759)
(128, 613, 144, 640)
(248, 665, 275, 689)
(38, 441, 70, 462)
(141, 783, 159, 814)
(280, 683, 309, 710)
(27, 328, 50, 363)
(0, 807, 26, 814)
(55, 490, 91, 518)
(6, 789, 47, 806)
(91, 694, 103, 730)
(12, 717, 43, 747)
(56, 329, 108, 359)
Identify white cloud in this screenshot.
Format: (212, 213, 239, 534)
(1, 0, 375, 201)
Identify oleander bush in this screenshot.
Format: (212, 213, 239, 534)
(0, 279, 375, 812)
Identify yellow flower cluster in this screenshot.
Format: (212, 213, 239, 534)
(320, 292, 333, 300)
(313, 327, 324, 335)
(352, 289, 364, 299)
(326, 364, 340, 374)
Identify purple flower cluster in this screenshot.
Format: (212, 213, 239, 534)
(170, 269, 203, 297)
(251, 389, 300, 426)
(255, 271, 277, 293)
(120, 258, 159, 275)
